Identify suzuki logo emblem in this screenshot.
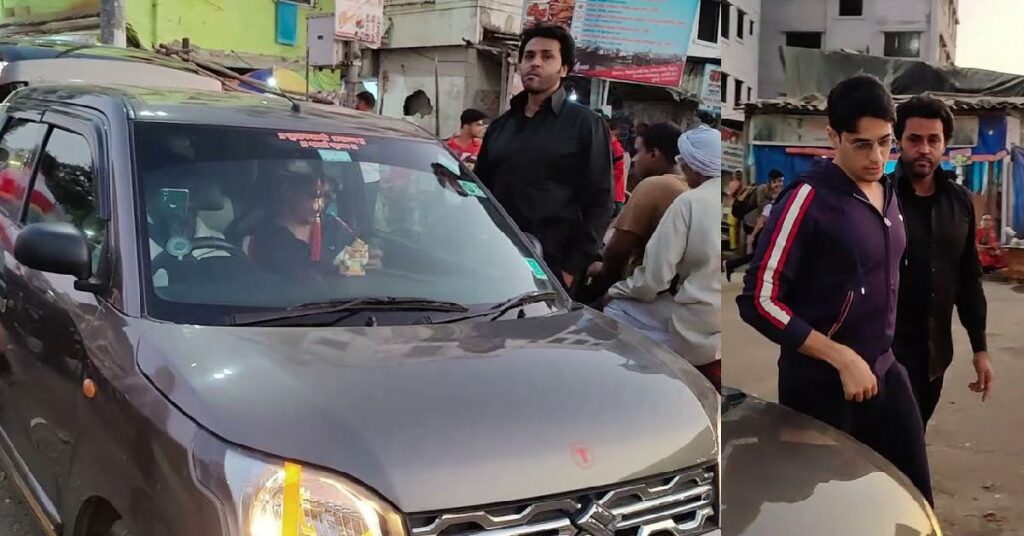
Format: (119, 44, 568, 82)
(571, 502, 619, 536)
(571, 443, 593, 469)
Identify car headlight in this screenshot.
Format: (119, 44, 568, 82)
(194, 432, 405, 536)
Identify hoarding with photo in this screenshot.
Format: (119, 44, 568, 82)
(522, 0, 699, 88)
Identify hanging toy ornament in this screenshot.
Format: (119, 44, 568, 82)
(338, 238, 370, 276)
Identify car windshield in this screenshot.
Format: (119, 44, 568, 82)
(133, 122, 557, 325)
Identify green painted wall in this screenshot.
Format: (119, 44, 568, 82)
(0, 0, 337, 62)
(128, 0, 336, 60)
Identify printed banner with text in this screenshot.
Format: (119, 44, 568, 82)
(523, 0, 699, 88)
(335, 0, 384, 48)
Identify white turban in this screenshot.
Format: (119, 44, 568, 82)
(677, 124, 721, 179)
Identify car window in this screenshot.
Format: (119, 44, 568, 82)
(133, 122, 557, 325)
(26, 128, 104, 272)
(0, 118, 47, 219)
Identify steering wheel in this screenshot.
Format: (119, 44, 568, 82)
(151, 236, 249, 275)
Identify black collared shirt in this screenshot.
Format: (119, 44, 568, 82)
(474, 86, 613, 277)
(893, 163, 987, 380)
(899, 191, 933, 338)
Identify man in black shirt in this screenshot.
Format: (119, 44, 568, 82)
(474, 23, 613, 289)
(892, 95, 994, 427)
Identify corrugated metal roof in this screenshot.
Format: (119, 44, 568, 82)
(747, 93, 1024, 113)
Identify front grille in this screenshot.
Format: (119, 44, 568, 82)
(408, 465, 717, 536)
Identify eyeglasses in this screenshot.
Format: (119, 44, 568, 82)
(845, 136, 895, 154)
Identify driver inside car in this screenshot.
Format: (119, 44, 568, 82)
(247, 173, 380, 278)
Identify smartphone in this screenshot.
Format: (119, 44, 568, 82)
(160, 188, 190, 221)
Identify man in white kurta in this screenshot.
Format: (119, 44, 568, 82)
(604, 124, 721, 382)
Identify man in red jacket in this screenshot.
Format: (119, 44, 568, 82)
(601, 113, 627, 215)
(447, 108, 488, 171)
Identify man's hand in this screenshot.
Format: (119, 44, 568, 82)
(562, 271, 575, 287)
(835, 347, 878, 402)
(970, 351, 994, 401)
(799, 332, 878, 402)
(586, 261, 604, 279)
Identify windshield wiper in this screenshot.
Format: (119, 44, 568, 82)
(231, 297, 470, 327)
(432, 290, 562, 324)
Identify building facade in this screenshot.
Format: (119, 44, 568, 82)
(683, 0, 723, 123)
(0, 0, 334, 67)
(374, 0, 522, 138)
(720, 0, 760, 125)
(758, 0, 959, 98)
(1, 0, 715, 137)
(746, 94, 1019, 246)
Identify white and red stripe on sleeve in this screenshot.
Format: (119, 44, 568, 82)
(754, 183, 816, 329)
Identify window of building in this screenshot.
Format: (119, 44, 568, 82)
(749, 19, 755, 36)
(697, 0, 720, 43)
(721, 1, 730, 39)
(839, 0, 863, 16)
(0, 119, 48, 219)
(720, 72, 730, 105)
(786, 31, 823, 49)
(884, 31, 922, 58)
(747, 86, 753, 102)
(736, 10, 745, 40)
(734, 78, 743, 107)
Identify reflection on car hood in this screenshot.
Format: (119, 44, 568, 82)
(722, 395, 940, 536)
(133, 309, 718, 513)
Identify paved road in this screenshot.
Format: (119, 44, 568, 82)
(724, 277, 1024, 536)
(0, 470, 43, 535)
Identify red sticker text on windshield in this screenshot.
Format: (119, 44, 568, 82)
(277, 132, 367, 151)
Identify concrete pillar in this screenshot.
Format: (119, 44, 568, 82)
(100, 0, 127, 47)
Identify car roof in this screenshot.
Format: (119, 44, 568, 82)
(8, 84, 437, 141)
(0, 58, 223, 92)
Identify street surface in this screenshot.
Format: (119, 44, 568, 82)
(0, 469, 42, 535)
(724, 277, 1024, 536)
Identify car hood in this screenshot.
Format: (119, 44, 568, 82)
(133, 309, 718, 513)
(722, 393, 940, 536)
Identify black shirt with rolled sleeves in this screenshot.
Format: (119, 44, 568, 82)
(474, 86, 613, 281)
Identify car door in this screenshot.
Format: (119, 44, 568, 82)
(0, 111, 109, 532)
(0, 111, 63, 530)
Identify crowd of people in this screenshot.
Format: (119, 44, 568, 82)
(334, 18, 1016, 523)
(346, 24, 1011, 505)
(469, 23, 722, 388)
(335, 24, 722, 393)
(348, 23, 721, 389)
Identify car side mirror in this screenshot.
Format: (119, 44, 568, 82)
(523, 232, 543, 258)
(14, 222, 92, 281)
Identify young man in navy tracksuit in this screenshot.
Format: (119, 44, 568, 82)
(736, 75, 933, 505)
